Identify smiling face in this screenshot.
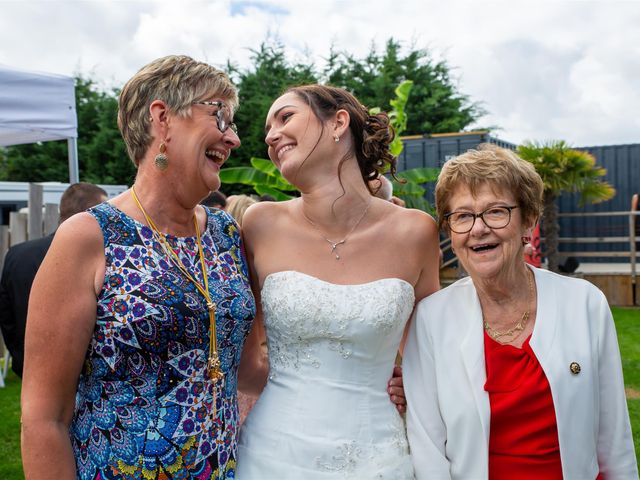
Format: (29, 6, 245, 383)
(167, 97, 240, 193)
(263, 92, 329, 182)
(448, 182, 532, 281)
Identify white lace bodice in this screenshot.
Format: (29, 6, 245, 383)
(237, 270, 416, 479)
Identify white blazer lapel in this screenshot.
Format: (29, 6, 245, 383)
(529, 266, 558, 362)
(459, 280, 491, 445)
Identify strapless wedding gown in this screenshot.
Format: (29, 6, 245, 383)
(237, 270, 416, 479)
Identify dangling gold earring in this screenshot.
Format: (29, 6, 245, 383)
(334, 135, 340, 143)
(154, 142, 168, 171)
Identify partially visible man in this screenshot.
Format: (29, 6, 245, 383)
(201, 190, 227, 209)
(0, 182, 108, 377)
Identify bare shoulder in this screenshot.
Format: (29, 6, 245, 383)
(387, 205, 438, 241)
(242, 200, 294, 238)
(52, 211, 104, 252)
(374, 204, 440, 300)
(41, 211, 105, 289)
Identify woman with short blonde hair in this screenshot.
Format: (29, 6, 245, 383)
(404, 144, 637, 479)
(21, 55, 256, 479)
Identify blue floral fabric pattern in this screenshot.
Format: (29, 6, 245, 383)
(70, 202, 255, 479)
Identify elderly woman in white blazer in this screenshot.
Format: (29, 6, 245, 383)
(403, 144, 637, 480)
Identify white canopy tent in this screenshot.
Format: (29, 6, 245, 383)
(0, 65, 79, 182)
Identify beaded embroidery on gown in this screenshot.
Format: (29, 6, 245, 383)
(237, 270, 415, 479)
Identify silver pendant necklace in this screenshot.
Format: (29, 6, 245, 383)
(300, 200, 372, 260)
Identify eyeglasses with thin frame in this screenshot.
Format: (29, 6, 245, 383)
(444, 205, 519, 233)
(192, 101, 238, 134)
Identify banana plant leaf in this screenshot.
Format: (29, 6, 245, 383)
(395, 167, 440, 184)
(249, 157, 296, 190)
(391, 181, 426, 196)
(219, 167, 296, 191)
(403, 196, 435, 213)
(254, 185, 295, 201)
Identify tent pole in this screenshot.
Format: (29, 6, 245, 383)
(67, 138, 79, 183)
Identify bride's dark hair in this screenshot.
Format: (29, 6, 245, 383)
(284, 84, 397, 195)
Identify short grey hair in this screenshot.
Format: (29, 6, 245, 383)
(117, 55, 238, 166)
(435, 144, 544, 232)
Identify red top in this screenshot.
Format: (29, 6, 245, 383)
(484, 332, 564, 479)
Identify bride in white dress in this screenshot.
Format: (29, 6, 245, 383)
(236, 85, 440, 479)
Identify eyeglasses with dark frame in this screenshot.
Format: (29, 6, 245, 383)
(192, 101, 238, 134)
(444, 205, 519, 233)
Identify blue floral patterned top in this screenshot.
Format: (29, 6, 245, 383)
(70, 202, 256, 480)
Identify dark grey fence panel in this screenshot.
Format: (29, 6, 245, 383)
(398, 132, 517, 206)
(556, 143, 640, 262)
(399, 134, 639, 264)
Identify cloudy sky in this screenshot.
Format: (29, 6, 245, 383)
(1, 0, 638, 147)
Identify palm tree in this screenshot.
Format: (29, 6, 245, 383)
(517, 141, 615, 272)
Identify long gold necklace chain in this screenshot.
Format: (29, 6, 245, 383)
(483, 269, 534, 344)
(130, 188, 224, 417)
(300, 199, 371, 260)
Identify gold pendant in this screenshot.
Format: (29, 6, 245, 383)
(209, 365, 224, 421)
(208, 356, 224, 382)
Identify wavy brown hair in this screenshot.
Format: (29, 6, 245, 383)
(284, 84, 396, 195)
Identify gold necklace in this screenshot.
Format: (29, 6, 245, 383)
(483, 269, 534, 344)
(130, 187, 224, 399)
(300, 199, 371, 260)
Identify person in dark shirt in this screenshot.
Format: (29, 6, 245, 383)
(0, 182, 107, 377)
(201, 190, 227, 209)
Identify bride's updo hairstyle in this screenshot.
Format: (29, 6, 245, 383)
(285, 84, 397, 194)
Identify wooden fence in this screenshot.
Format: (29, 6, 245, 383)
(552, 194, 638, 306)
(0, 183, 59, 271)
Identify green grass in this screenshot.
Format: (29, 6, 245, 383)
(1, 307, 639, 478)
(614, 307, 640, 387)
(0, 370, 22, 479)
(612, 306, 640, 461)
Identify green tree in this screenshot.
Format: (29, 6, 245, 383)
(222, 37, 483, 196)
(78, 80, 134, 185)
(221, 79, 440, 212)
(228, 42, 316, 170)
(517, 141, 615, 272)
(0, 138, 70, 182)
(1, 38, 481, 192)
(325, 38, 483, 135)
